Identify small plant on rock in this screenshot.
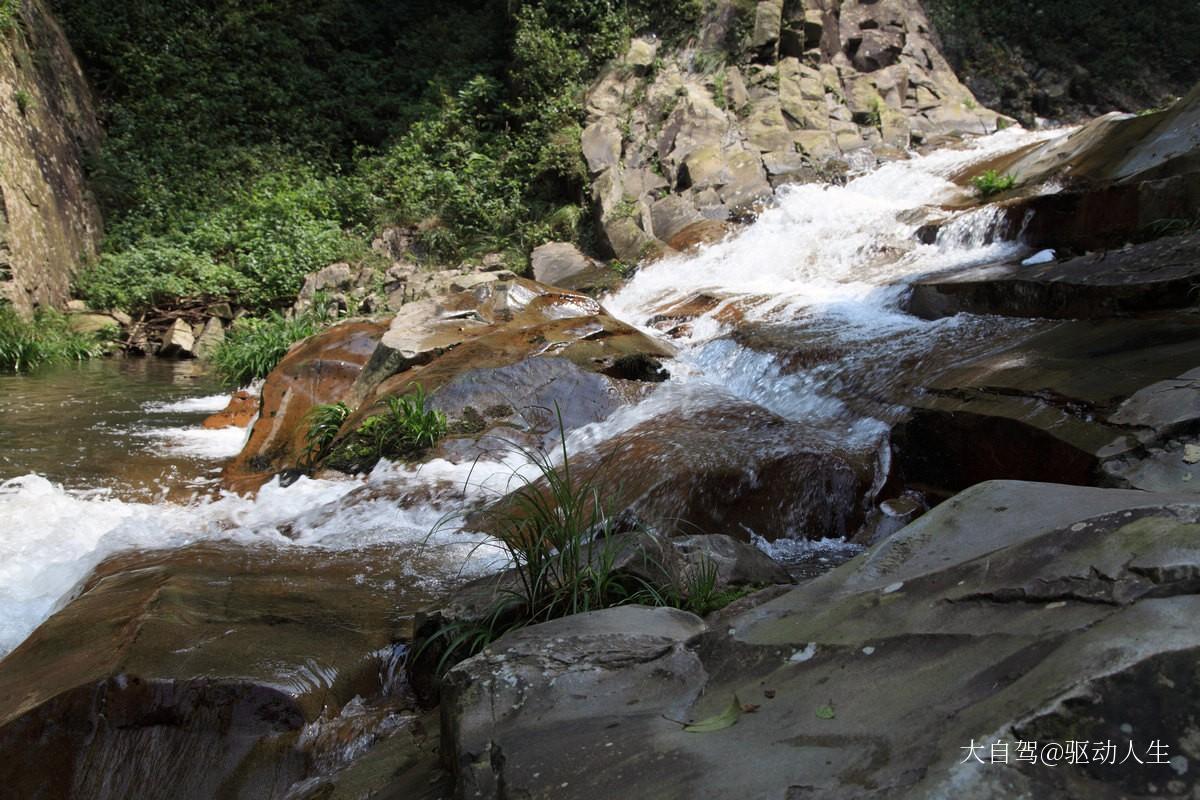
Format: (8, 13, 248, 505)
(303, 401, 350, 464)
(327, 384, 447, 472)
(972, 169, 1017, 197)
(211, 300, 336, 386)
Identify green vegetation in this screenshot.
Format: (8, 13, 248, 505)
(972, 169, 1017, 197)
(13, 89, 32, 115)
(328, 384, 448, 472)
(57, 0, 702, 315)
(211, 304, 334, 386)
(0, 0, 18, 34)
(304, 402, 350, 465)
(0, 306, 111, 373)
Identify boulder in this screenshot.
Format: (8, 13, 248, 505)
(441, 606, 707, 798)
(581, 119, 622, 175)
(66, 312, 120, 335)
(192, 316, 225, 360)
(157, 318, 196, 358)
(439, 481, 1200, 798)
(0, 543, 434, 800)
(223, 319, 388, 492)
(671, 533, 793, 590)
(893, 314, 1200, 497)
(530, 241, 596, 287)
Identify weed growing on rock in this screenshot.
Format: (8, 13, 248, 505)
(325, 384, 448, 472)
(972, 169, 1017, 197)
(303, 402, 350, 465)
(0, 306, 111, 373)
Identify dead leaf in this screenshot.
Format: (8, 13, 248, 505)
(740, 702, 761, 713)
(684, 695, 742, 733)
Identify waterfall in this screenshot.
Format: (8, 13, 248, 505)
(0, 126, 1068, 658)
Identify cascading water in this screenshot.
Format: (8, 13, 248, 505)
(0, 126, 1069, 659)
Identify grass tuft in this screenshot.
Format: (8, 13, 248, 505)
(972, 169, 1017, 197)
(0, 306, 112, 373)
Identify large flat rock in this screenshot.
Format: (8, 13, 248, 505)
(0, 543, 431, 800)
(908, 232, 1200, 320)
(893, 314, 1200, 496)
(442, 481, 1200, 798)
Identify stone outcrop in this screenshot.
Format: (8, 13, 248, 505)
(440, 480, 1200, 798)
(0, 543, 436, 800)
(908, 231, 1200, 320)
(0, 0, 102, 316)
(583, 0, 1007, 261)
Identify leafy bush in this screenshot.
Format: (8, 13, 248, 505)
(210, 305, 333, 386)
(972, 169, 1017, 197)
(0, 306, 111, 372)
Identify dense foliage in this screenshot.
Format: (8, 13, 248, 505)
(55, 0, 701, 313)
(927, 0, 1200, 122)
(0, 306, 111, 372)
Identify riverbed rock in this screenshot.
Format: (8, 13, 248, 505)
(223, 319, 388, 492)
(66, 311, 121, 335)
(192, 316, 226, 360)
(530, 241, 596, 287)
(893, 314, 1200, 498)
(439, 481, 1200, 798)
(203, 390, 258, 429)
(157, 318, 196, 358)
(441, 606, 707, 799)
(0, 542, 433, 800)
(907, 231, 1200, 320)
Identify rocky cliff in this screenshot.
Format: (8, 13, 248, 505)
(0, 0, 101, 316)
(583, 0, 1007, 262)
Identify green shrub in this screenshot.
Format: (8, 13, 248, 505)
(972, 169, 1017, 197)
(0, 306, 111, 373)
(210, 305, 333, 386)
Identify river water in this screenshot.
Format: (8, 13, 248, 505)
(0, 126, 1066, 658)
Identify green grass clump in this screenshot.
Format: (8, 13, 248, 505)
(0, 0, 18, 34)
(326, 384, 448, 472)
(303, 401, 350, 465)
(418, 411, 750, 676)
(0, 306, 111, 373)
(972, 169, 1017, 197)
(210, 304, 334, 386)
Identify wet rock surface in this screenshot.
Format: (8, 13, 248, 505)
(440, 481, 1200, 798)
(908, 231, 1200, 320)
(0, 542, 439, 800)
(893, 314, 1200, 497)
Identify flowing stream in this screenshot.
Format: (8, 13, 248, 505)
(0, 126, 1067, 658)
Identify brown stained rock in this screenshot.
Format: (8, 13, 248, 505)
(0, 542, 433, 800)
(474, 400, 877, 543)
(202, 390, 258, 429)
(223, 319, 387, 492)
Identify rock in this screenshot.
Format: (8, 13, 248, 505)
(907, 232, 1200, 320)
(487, 398, 878, 542)
(749, 0, 783, 61)
(156, 318, 196, 358)
(192, 316, 225, 360)
(581, 119, 622, 175)
(0, 542, 434, 800)
(671, 534, 793, 590)
(649, 194, 705, 243)
(441, 606, 707, 798)
(223, 319, 388, 491)
(202, 390, 258, 429)
(623, 36, 658, 71)
(208, 301, 234, 321)
(441, 481, 1200, 798)
(298, 261, 355, 299)
(892, 314, 1200, 497)
(66, 312, 120, 335)
(530, 242, 596, 287)
(0, 1, 103, 318)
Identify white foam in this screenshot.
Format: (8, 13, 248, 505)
(144, 394, 233, 414)
(136, 425, 250, 459)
